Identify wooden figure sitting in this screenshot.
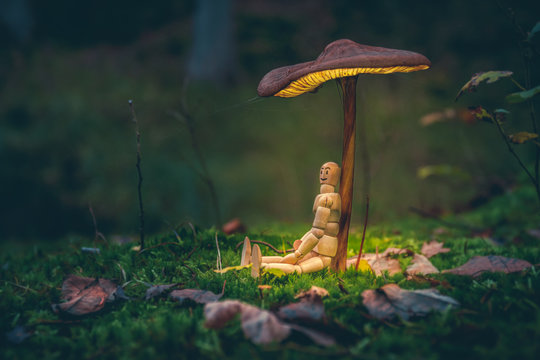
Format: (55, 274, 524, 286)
(241, 162, 341, 277)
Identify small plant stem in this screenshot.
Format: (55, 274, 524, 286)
(215, 233, 222, 271)
(510, 77, 526, 91)
(129, 100, 145, 251)
(493, 117, 540, 202)
(355, 195, 370, 271)
(524, 55, 540, 189)
(88, 203, 107, 246)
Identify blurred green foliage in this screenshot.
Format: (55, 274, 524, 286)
(0, 0, 539, 239)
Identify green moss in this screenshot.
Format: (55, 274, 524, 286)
(2, 186, 540, 359)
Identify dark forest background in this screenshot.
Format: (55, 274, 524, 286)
(1, 0, 539, 241)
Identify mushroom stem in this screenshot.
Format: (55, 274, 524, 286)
(333, 75, 358, 272)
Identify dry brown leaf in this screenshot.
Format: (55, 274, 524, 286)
(294, 285, 329, 299)
(347, 252, 401, 275)
(222, 218, 246, 235)
(406, 254, 439, 276)
(51, 275, 121, 316)
(279, 292, 326, 323)
(204, 300, 290, 344)
(443, 255, 532, 277)
(362, 284, 459, 320)
(170, 288, 223, 304)
(145, 283, 179, 300)
(421, 241, 450, 258)
(380, 247, 413, 257)
(370, 257, 402, 276)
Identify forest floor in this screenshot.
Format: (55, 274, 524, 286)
(2, 185, 540, 360)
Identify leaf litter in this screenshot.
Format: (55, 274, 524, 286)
(204, 286, 335, 346)
(51, 275, 127, 316)
(421, 240, 450, 258)
(170, 281, 226, 304)
(362, 284, 459, 320)
(443, 255, 532, 277)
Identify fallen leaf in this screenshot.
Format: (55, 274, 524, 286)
(204, 300, 290, 344)
(214, 264, 251, 274)
(288, 323, 336, 347)
(145, 283, 179, 300)
(294, 285, 329, 299)
(380, 247, 414, 257)
(406, 254, 439, 275)
(443, 255, 533, 277)
(347, 253, 400, 276)
(279, 291, 327, 323)
(222, 218, 246, 235)
(258, 285, 272, 290)
(421, 241, 450, 258)
(362, 284, 459, 320)
(508, 131, 539, 144)
(262, 267, 287, 277)
(51, 275, 123, 316)
(170, 288, 223, 304)
(456, 71, 513, 101)
(370, 257, 402, 276)
(6, 325, 32, 344)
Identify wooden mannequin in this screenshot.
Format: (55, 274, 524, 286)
(242, 162, 341, 277)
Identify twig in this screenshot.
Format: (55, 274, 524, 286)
(129, 100, 145, 251)
(5, 281, 38, 293)
(491, 116, 540, 201)
(169, 79, 223, 226)
(215, 232, 222, 271)
(138, 241, 183, 253)
(234, 239, 294, 254)
(88, 203, 107, 246)
(355, 195, 370, 271)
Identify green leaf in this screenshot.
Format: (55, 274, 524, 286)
(508, 132, 538, 144)
(417, 165, 471, 181)
(262, 268, 287, 278)
(528, 22, 540, 41)
(506, 85, 540, 104)
(455, 71, 513, 101)
(494, 109, 510, 122)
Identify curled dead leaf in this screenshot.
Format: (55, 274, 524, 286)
(145, 283, 179, 300)
(362, 284, 459, 320)
(421, 240, 450, 258)
(294, 285, 329, 299)
(204, 300, 290, 344)
(443, 255, 532, 277)
(406, 254, 439, 276)
(170, 289, 223, 304)
(52, 275, 124, 316)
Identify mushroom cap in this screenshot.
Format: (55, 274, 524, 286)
(257, 39, 431, 98)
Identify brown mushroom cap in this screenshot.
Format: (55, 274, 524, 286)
(257, 39, 431, 98)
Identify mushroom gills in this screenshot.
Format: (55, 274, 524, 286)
(275, 65, 429, 98)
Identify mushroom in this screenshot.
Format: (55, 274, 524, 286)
(257, 39, 431, 271)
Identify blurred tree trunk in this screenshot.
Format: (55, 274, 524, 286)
(188, 0, 235, 83)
